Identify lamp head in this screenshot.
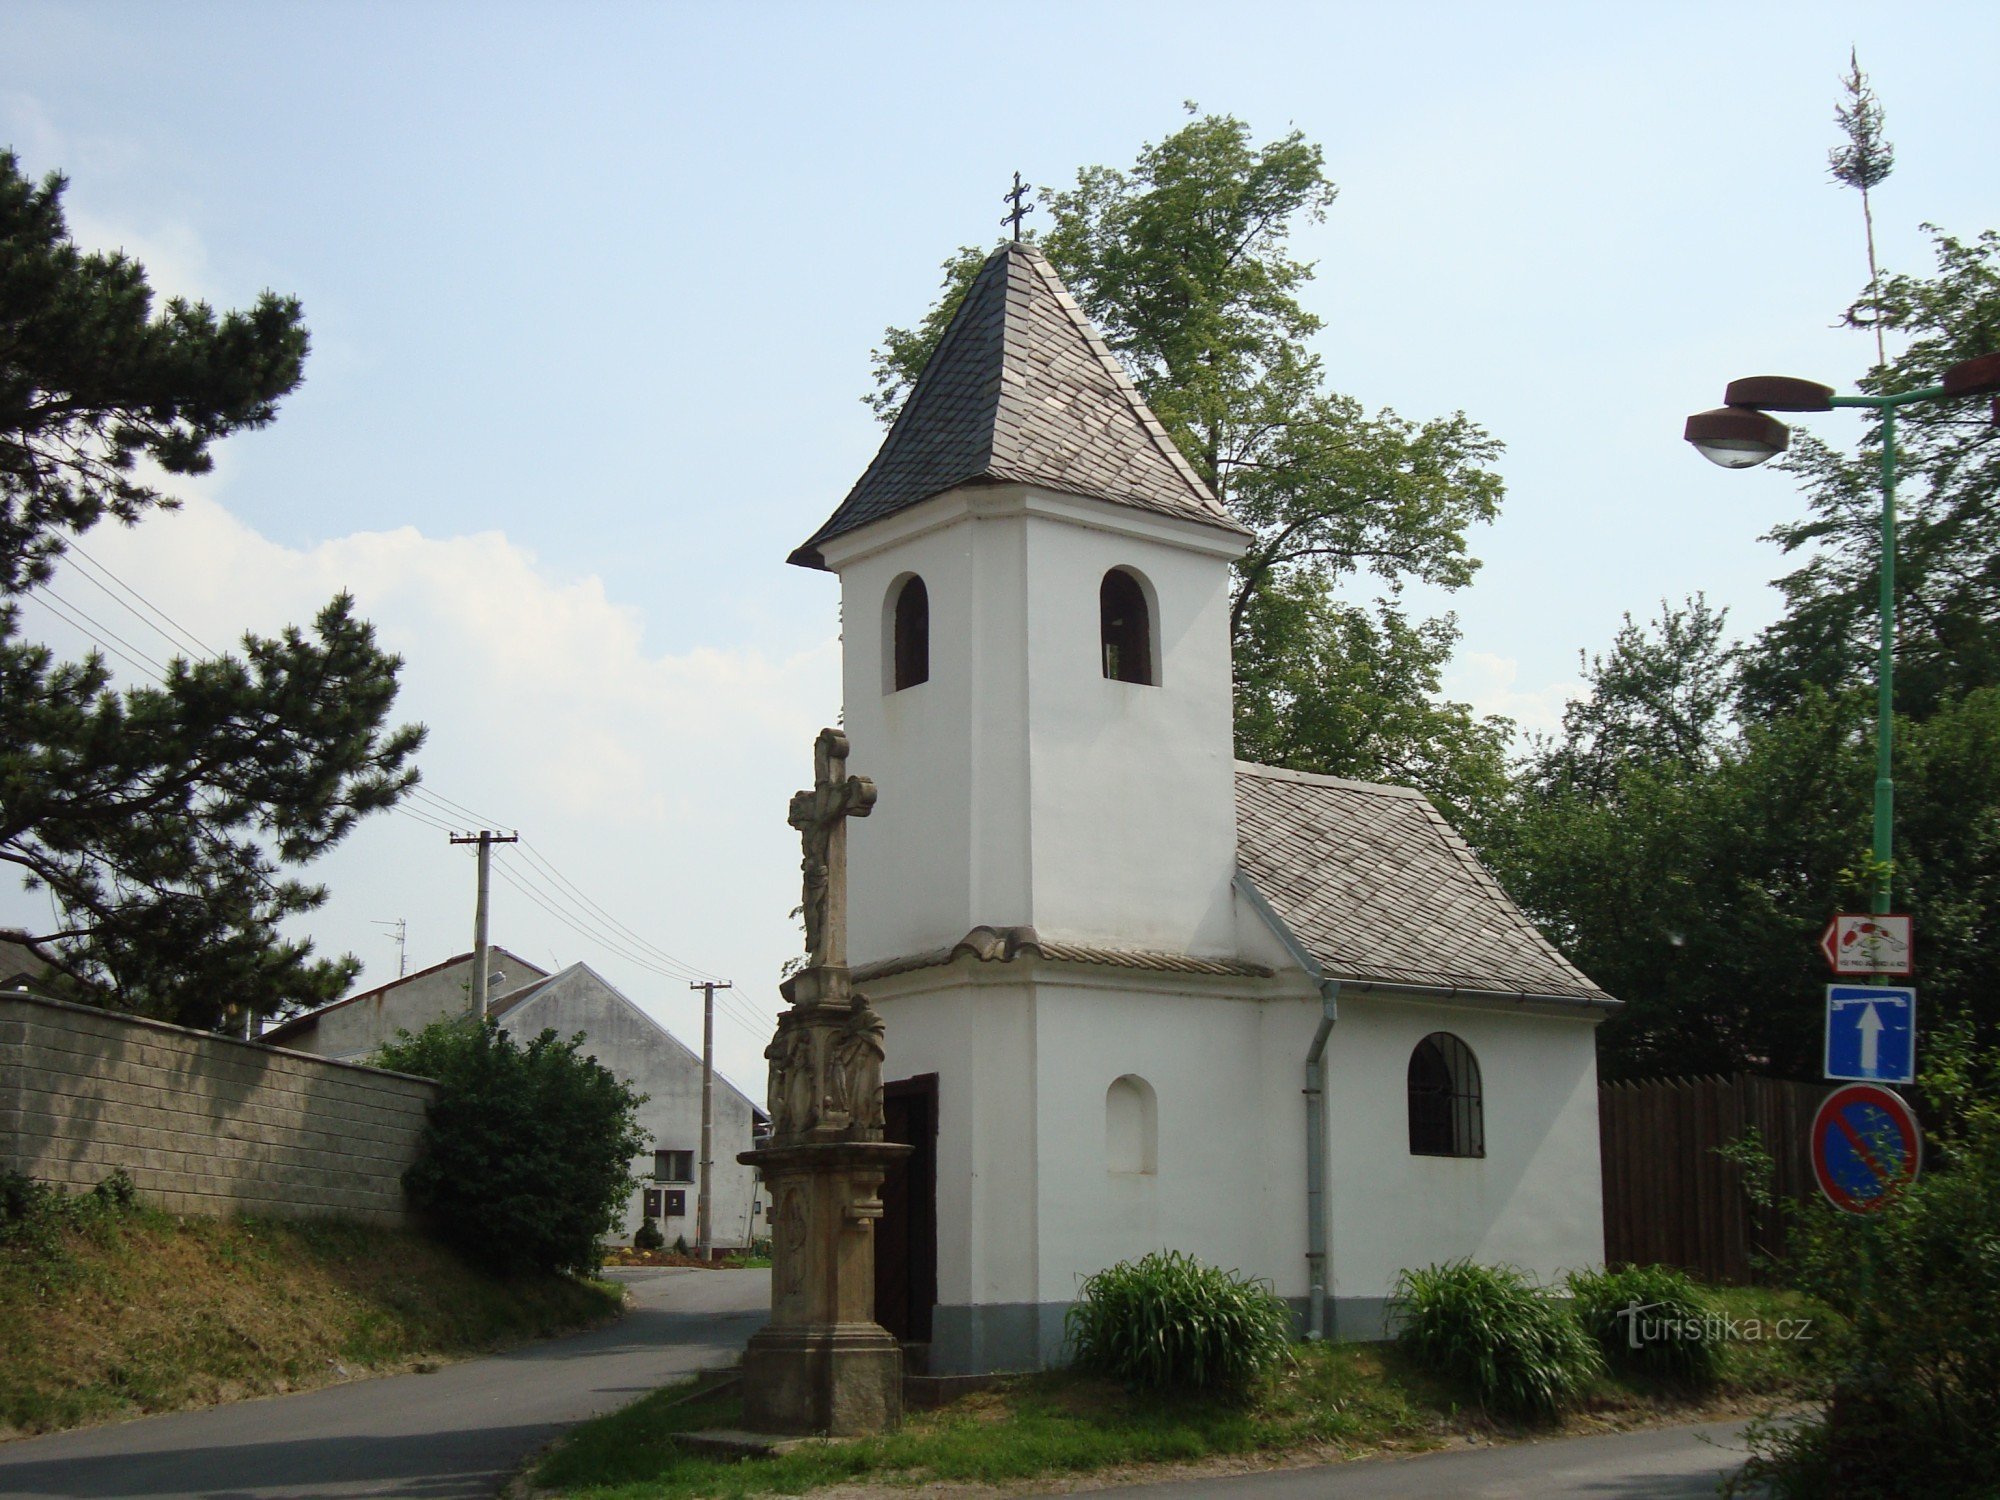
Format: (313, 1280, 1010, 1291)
(1942, 352, 2000, 399)
(1685, 406, 1790, 469)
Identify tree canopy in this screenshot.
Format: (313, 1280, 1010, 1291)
(868, 111, 1509, 824)
(0, 150, 421, 1029)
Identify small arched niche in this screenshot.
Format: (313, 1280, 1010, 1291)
(882, 573, 930, 693)
(1099, 567, 1158, 685)
(1105, 1074, 1158, 1174)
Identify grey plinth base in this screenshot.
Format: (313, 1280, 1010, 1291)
(741, 1323, 905, 1436)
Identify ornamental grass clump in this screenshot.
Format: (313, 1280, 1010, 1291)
(1392, 1260, 1601, 1421)
(1065, 1250, 1293, 1395)
(1567, 1263, 1722, 1387)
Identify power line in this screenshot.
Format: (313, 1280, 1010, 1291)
(493, 855, 693, 980)
(517, 839, 717, 981)
(408, 784, 505, 829)
(30, 589, 169, 678)
(488, 858, 767, 1044)
(58, 542, 215, 659)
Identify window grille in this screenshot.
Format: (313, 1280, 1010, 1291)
(1408, 1032, 1484, 1158)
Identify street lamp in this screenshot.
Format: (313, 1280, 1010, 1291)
(1683, 351, 2000, 916)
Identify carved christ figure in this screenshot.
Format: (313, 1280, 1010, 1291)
(787, 728, 877, 970)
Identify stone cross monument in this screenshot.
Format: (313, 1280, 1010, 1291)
(738, 727, 912, 1435)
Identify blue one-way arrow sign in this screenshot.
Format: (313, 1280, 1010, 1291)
(1825, 985, 1916, 1084)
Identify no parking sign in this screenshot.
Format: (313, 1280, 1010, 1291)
(1811, 1083, 1922, 1213)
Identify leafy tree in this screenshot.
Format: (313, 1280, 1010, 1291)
(0, 150, 420, 1028)
(1233, 580, 1508, 830)
(1740, 227, 2000, 721)
(1525, 595, 1737, 800)
(376, 1018, 649, 1277)
(868, 111, 1509, 807)
(0, 151, 308, 594)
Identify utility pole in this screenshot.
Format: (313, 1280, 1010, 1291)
(690, 979, 732, 1259)
(449, 831, 517, 1017)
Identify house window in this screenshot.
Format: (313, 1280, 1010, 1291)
(1100, 568, 1155, 684)
(1408, 1033, 1483, 1158)
(654, 1148, 694, 1182)
(1105, 1074, 1157, 1174)
(891, 574, 929, 691)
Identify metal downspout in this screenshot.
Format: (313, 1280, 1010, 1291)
(1302, 980, 1338, 1340)
(1234, 873, 1340, 1342)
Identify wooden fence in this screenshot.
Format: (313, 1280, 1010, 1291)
(1599, 1072, 1836, 1284)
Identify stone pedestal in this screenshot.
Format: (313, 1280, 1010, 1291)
(738, 963, 911, 1435)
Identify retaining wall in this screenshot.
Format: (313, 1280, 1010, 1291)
(0, 991, 437, 1225)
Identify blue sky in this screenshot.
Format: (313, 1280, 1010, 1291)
(5, 2, 1996, 1090)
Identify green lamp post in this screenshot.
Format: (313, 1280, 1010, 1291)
(1683, 352, 2000, 915)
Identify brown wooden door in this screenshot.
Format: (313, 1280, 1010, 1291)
(875, 1073, 938, 1343)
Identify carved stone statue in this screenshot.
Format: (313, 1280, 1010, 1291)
(740, 728, 909, 1438)
(786, 729, 876, 970)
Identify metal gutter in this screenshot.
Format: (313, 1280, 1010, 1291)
(1323, 975, 1621, 1014)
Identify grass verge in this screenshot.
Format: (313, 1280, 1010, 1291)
(528, 1284, 1835, 1499)
(0, 1190, 622, 1439)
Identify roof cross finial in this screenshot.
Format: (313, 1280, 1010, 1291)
(1002, 172, 1033, 242)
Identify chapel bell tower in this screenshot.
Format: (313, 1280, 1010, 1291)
(789, 242, 1251, 964)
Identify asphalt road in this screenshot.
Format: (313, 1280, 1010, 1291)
(1109, 1416, 1757, 1498)
(0, 1266, 769, 1500)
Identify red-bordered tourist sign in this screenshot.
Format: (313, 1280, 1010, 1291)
(1810, 1083, 1922, 1213)
(1819, 913, 1914, 976)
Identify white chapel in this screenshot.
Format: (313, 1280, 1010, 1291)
(789, 241, 1616, 1375)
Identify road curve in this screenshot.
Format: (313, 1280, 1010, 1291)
(0, 1265, 768, 1500)
(1107, 1415, 1757, 1498)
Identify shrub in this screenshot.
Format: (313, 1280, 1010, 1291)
(672, 1233, 689, 1257)
(1732, 1029, 2000, 1498)
(375, 1018, 647, 1278)
(1064, 1249, 1293, 1395)
(633, 1216, 665, 1252)
(1392, 1260, 1601, 1421)
(1567, 1263, 1722, 1387)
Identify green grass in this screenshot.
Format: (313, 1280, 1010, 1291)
(531, 1282, 1833, 1499)
(534, 1346, 1442, 1499)
(0, 1187, 623, 1438)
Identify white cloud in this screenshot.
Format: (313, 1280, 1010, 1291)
(1444, 651, 1580, 743)
(5, 494, 841, 1095)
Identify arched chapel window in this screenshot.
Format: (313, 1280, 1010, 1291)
(1105, 1074, 1157, 1174)
(890, 575, 929, 691)
(1100, 568, 1155, 685)
(1408, 1032, 1483, 1158)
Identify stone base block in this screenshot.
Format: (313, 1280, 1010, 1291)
(741, 1322, 904, 1435)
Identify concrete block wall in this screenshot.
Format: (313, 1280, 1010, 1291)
(0, 992, 437, 1225)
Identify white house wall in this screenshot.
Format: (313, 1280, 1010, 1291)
(872, 963, 1604, 1371)
(280, 953, 548, 1063)
(1320, 993, 1606, 1336)
(509, 968, 765, 1248)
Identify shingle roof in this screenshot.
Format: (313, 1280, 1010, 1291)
(1235, 764, 1614, 1004)
(790, 241, 1248, 570)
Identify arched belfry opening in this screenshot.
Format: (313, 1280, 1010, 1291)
(1100, 568, 1155, 685)
(888, 574, 929, 692)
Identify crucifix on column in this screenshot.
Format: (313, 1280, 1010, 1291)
(739, 727, 909, 1438)
(788, 727, 876, 974)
